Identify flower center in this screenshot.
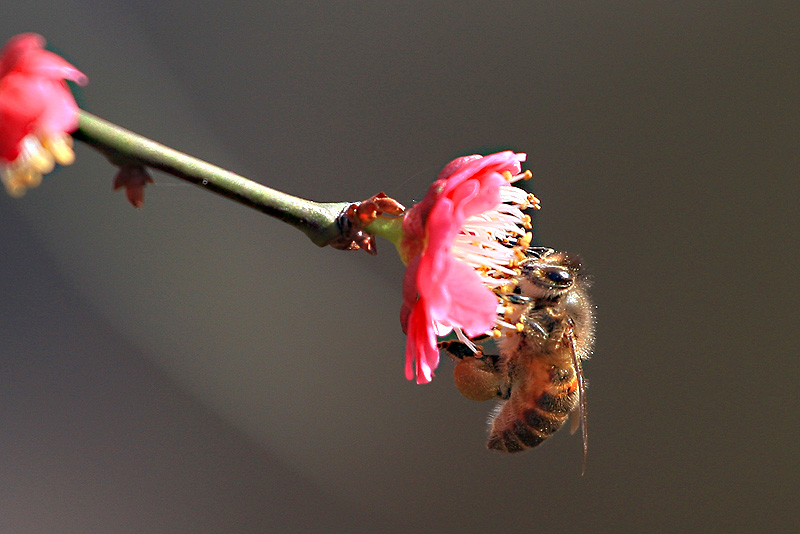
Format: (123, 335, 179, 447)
(449, 169, 540, 338)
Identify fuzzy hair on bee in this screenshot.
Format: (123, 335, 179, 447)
(440, 247, 594, 470)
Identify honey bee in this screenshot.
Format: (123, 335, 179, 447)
(441, 247, 594, 467)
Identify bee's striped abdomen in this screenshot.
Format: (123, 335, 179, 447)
(487, 357, 578, 452)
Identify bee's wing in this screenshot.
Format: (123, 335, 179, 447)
(567, 326, 588, 475)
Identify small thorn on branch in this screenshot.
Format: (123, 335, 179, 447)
(113, 164, 153, 208)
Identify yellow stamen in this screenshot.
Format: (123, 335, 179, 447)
(499, 283, 516, 294)
(24, 171, 43, 189)
(45, 134, 76, 166)
(4, 178, 25, 198)
(3, 133, 78, 198)
(29, 148, 55, 174)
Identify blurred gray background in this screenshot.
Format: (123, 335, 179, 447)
(1, 1, 797, 532)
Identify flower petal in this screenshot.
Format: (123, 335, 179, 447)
(429, 258, 497, 337)
(398, 151, 530, 383)
(404, 298, 439, 384)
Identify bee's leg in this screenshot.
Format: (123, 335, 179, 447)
(522, 309, 569, 351)
(438, 340, 482, 361)
(505, 293, 530, 305)
(438, 340, 504, 368)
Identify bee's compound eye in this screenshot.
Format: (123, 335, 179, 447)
(543, 267, 572, 287)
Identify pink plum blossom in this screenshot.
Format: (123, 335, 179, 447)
(399, 151, 536, 383)
(0, 33, 87, 196)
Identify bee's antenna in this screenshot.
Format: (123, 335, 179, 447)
(526, 246, 554, 258)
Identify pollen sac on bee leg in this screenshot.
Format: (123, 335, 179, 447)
(439, 340, 504, 401)
(453, 357, 503, 402)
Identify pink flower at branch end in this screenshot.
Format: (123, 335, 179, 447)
(0, 33, 87, 197)
(399, 151, 538, 384)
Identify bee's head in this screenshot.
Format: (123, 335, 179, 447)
(518, 249, 584, 297)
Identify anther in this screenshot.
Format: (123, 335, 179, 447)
(522, 214, 532, 229)
(499, 283, 516, 294)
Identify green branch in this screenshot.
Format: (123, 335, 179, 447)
(72, 110, 350, 247)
